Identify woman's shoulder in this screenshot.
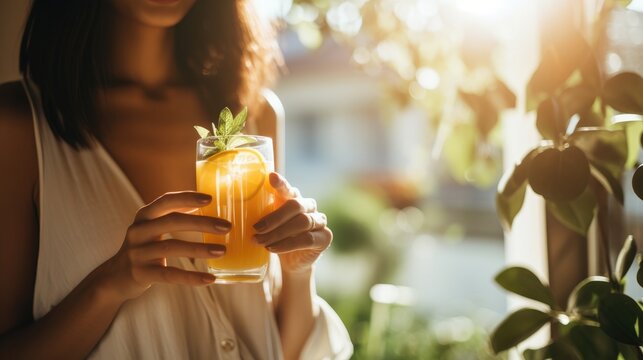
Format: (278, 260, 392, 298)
(0, 80, 38, 197)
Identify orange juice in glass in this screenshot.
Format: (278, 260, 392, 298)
(196, 135, 275, 283)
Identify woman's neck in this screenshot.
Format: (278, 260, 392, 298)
(108, 14, 180, 88)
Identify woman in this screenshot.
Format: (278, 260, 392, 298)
(0, 0, 352, 359)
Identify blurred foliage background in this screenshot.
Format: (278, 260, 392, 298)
(270, 0, 516, 358)
(252, 0, 643, 358)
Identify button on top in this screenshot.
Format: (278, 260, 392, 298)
(220, 338, 236, 352)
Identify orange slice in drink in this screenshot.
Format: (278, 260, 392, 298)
(197, 148, 267, 201)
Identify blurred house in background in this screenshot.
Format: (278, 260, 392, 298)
(276, 26, 506, 311)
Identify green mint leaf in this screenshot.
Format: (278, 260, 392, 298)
(218, 107, 234, 135)
(229, 107, 248, 135)
(197, 106, 251, 159)
(214, 139, 226, 152)
(203, 148, 217, 159)
(227, 135, 255, 149)
(194, 126, 211, 139)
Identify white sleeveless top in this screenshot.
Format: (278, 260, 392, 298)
(22, 78, 353, 360)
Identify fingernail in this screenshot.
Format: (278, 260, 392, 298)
(253, 220, 267, 232)
(208, 245, 225, 255)
(253, 235, 263, 244)
(269, 173, 282, 187)
(201, 274, 215, 283)
(215, 220, 231, 232)
(196, 193, 212, 204)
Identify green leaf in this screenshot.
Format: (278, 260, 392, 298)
(527, 29, 594, 101)
(634, 165, 643, 201)
(496, 184, 527, 230)
(528, 145, 590, 202)
(611, 119, 643, 169)
(495, 266, 554, 307)
(228, 107, 248, 135)
(578, 109, 605, 128)
(202, 148, 217, 159)
(487, 78, 517, 110)
(490, 308, 552, 354)
(536, 97, 565, 140)
(567, 325, 619, 360)
(214, 139, 226, 152)
(617, 342, 640, 360)
(194, 125, 211, 139)
(567, 276, 611, 312)
(198, 106, 251, 155)
(615, 235, 637, 281)
(458, 90, 498, 137)
(590, 162, 625, 204)
(598, 293, 643, 346)
(546, 186, 596, 236)
(580, 51, 602, 92)
(624, 122, 642, 169)
(569, 128, 628, 179)
(523, 341, 581, 360)
(226, 135, 256, 149)
(496, 149, 538, 229)
(560, 83, 598, 120)
(638, 257, 643, 287)
(603, 72, 643, 115)
(218, 107, 234, 135)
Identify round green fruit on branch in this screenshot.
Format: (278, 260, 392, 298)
(528, 145, 590, 202)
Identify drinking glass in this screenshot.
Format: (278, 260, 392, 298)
(196, 135, 275, 283)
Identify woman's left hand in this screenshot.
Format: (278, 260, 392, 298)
(253, 173, 332, 273)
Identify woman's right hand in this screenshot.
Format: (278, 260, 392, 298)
(94, 191, 230, 303)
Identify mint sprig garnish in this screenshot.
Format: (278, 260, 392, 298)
(194, 106, 255, 158)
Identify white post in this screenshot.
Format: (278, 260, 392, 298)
(496, 0, 550, 356)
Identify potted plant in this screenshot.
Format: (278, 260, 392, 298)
(491, 1, 643, 357)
